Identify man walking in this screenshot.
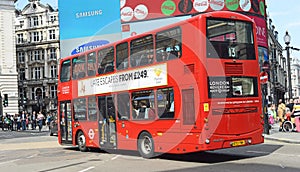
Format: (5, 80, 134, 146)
(21, 111, 27, 131)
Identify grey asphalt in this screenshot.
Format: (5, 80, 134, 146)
(264, 122, 300, 144)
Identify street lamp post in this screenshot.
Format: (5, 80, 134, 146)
(284, 31, 292, 99)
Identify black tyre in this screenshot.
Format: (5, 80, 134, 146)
(77, 131, 87, 152)
(282, 121, 294, 132)
(138, 132, 155, 158)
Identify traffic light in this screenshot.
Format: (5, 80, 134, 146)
(3, 94, 8, 107)
(23, 97, 28, 104)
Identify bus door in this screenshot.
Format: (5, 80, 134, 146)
(59, 101, 73, 144)
(98, 96, 116, 149)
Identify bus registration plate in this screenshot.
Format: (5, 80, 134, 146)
(231, 140, 246, 147)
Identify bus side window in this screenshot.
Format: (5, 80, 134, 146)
(157, 88, 174, 119)
(87, 52, 96, 76)
(130, 35, 154, 67)
(98, 47, 114, 75)
(131, 90, 155, 120)
(116, 42, 128, 70)
(156, 27, 182, 61)
(60, 60, 71, 82)
(88, 96, 97, 121)
(117, 93, 130, 120)
(74, 98, 87, 121)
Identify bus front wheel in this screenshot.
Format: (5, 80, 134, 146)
(77, 131, 87, 152)
(138, 132, 155, 158)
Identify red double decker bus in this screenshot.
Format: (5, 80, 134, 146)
(57, 11, 264, 158)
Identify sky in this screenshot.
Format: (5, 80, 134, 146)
(267, 0, 300, 58)
(15, 0, 58, 9)
(14, 0, 300, 58)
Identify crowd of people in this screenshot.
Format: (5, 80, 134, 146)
(268, 98, 300, 132)
(1, 111, 54, 132)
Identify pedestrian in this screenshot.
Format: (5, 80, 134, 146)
(37, 111, 44, 132)
(16, 114, 21, 131)
(268, 104, 277, 128)
(21, 111, 27, 131)
(277, 99, 286, 131)
(31, 111, 36, 130)
(46, 113, 52, 130)
(286, 99, 294, 112)
(292, 99, 300, 131)
(10, 114, 14, 131)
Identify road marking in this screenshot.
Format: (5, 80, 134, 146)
(0, 141, 59, 151)
(78, 166, 95, 172)
(27, 154, 37, 158)
(0, 158, 20, 165)
(111, 155, 121, 160)
(246, 150, 270, 154)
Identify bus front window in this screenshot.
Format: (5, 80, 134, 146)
(206, 19, 255, 60)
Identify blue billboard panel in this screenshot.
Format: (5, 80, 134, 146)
(59, 0, 121, 58)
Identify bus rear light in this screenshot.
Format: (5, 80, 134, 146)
(203, 103, 209, 112)
(260, 114, 264, 119)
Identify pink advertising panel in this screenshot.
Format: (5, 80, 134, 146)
(250, 15, 268, 48)
(120, 0, 266, 23)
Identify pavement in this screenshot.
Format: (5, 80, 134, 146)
(264, 122, 300, 144)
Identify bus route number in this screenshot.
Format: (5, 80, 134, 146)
(228, 47, 236, 58)
(134, 70, 148, 79)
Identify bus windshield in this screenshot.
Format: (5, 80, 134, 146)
(206, 18, 255, 60)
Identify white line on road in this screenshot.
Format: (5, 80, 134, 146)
(0, 158, 20, 165)
(111, 155, 121, 160)
(78, 166, 95, 172)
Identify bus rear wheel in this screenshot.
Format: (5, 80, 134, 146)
(138, 132, 155, 158)
(77, 131, 87, 152)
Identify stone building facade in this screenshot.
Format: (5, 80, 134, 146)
(15, 0, 59, 114)
(0, 0, 18, 115)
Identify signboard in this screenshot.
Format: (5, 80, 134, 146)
(78, 63, 168, 96)
(260, 71, 268, 84)
(59, 0, 121, 58)
(121, 0, 266, 23)
(250, 15, 268, 48)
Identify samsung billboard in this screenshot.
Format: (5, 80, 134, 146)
(59, 0, 121, 58)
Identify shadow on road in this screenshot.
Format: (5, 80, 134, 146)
(62, 143, 282, 164)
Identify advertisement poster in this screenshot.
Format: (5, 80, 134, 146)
(59, 0, 121, 58)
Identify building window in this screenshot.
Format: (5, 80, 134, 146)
(49, 48, 56, 59)
(34, 50, 40, 60)
(18, 52, 25, 63)
(33, 16, 39, 26)
(40, 31, 43, 41)
(33, 31, 40, 42)
(49, 29, 56, 40)
(50, 15, 56, 22)
(20, 20, 24, 28)
(50, 65, 57, 78)
(28, 51, 33, 61)
(31, 87, 35, 100)
(19, 68, 26, 81)
(17, 33, 24, 44)
(50, 85, 57, 98)
(33, 67, 41, 79)
(40, 15, 43, 25)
